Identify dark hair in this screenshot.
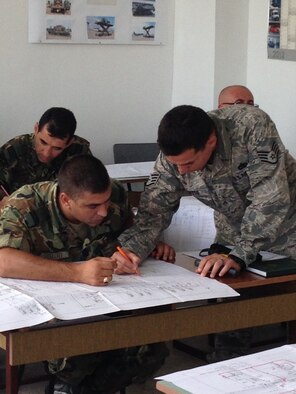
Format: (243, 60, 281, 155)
(157, 105, 216, 155)
(38, 107, 77, 142)
(58, 155, 110, 198)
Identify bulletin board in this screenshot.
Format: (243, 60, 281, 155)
(28, 0, 168, 45)
(268, 0, 296, 61)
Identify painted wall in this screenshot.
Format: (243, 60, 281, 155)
(214, 0, 249, 104)
(172, 0, 216, 110)
(172, 0, 249, 110)
(1, 1, 295, 163)
(0, 0, 174, 164)
(172, 0, 296, 156)
(247, 0, 296, 156)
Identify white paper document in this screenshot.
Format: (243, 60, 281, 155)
(163, 197, 216, 251)
(0, 282, 54, 331)
(156, 344, 296, 394)
(105, 161, 154, 180)
(0, 259, 239, 331)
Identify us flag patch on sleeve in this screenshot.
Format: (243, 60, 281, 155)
(257, 142, 279, 164)
(146, 172, 160, 186)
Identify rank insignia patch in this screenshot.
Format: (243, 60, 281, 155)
(257, 142, 279, 164)
(146, 172, 160, 186)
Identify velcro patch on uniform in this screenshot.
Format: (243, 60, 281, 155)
(257, 142, 279, 164)
(146, 172, 160, 186)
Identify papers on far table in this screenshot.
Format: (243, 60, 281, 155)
(0, 259, 239, 331)
(105, 161, 154, 181)
(156, 344, 296, 394)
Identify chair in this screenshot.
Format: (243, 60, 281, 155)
(113, 143, 159, 191)
(113, 142, 159, 164)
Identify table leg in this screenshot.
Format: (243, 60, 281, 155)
(287, 320, 296, 344)
(5, 337, 19, 394)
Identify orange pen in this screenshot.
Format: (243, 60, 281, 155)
(116, 246, 141, 275)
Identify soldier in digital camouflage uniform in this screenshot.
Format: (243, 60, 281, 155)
(0, 155, 168, 394)
(0, 107, 91, 208)
(209, 85, 257, 362)
(119, 104, 296, 276)
(119, 104, 296, 363)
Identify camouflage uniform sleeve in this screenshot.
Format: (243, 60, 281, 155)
(71, 136, 92, 156)
(230, 113, 291, 265)
(0, 205, 32, 252)
(0, 134, 34, 198)
(118, 154, 184, 259)
(0, 138, 20, 199)
(105, 179, 131, 245)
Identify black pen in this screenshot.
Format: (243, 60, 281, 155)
(194, 259, 238, 278)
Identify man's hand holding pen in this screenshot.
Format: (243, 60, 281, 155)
(112, 246, 141, 275)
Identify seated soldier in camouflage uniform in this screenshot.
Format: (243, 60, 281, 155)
(0, 154, 169, 394)
(0, 107, 91, 209)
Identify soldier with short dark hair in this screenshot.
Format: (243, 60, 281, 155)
(0, 107, 91, 209)
(0, 154, 169, 394)
(119, 104, 296, 277)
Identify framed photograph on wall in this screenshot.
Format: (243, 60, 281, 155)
(29, 0, 168, 45)
(268, 0, 296, 60)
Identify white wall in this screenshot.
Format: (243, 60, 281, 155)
(1, 1, 296, 162)
(214, 0, 249, 103)
(172, 0, 250, 110)
(172, 0, 296, 157)
(172, 0, 216, 110)
(247, 0, 296, 156)
(0, 1, 175, 164)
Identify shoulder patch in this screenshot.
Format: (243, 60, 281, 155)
(146, 172, 160, 186)
(257, 142, 279, 164)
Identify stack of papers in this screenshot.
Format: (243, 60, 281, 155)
(0, 259, 239, 331)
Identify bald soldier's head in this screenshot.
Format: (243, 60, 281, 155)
(218, 85, 254, 108)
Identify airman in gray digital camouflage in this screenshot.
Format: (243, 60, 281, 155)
(0, 107, 91, 208)
(119, 104, 296, 277)
(0, 154, 169, 394)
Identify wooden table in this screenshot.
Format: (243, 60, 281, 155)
(1, 256, 296, 394)
(156, 381, 191, 394)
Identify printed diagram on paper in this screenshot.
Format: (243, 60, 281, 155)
(0, 259, 238, 331)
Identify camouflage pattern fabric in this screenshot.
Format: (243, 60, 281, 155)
(47, 343, 169, 393)
(0, 133, 91, 198)
(0, 181, 129, 259)
(119, 105, 296, 266)
(206, 329, 253, 363)
(0, 181, 169, 392)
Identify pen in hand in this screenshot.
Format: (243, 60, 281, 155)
(0, 185, 9, 197)
(116, 246, 141, 275)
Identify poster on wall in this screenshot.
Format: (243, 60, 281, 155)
(268, 0, 296, 60)
(29, 0, 168, 45)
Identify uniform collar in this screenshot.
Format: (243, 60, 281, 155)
(207, 112, 232, 162)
